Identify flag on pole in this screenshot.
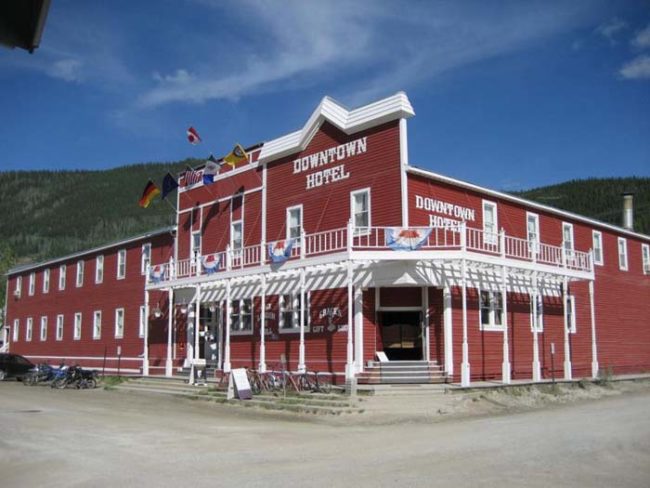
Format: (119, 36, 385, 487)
(138, 180, 161, 208)
(186, 126, 201, 145)
(183, 166, 202, 186)
(223, 143, 248, 168)
(161, 173, 179, 199)
(268, 239, 294, 263)
(203, 154, 221, 185)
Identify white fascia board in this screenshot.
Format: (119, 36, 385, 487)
(407, 166, 650, 242)
(258, 92, 414, 164)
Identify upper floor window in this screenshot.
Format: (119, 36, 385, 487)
(351, 188, 371, 234)
(566, 295, 576, 334)
(191, 232, 201, 259)
(40, 316, 47, 341)
(115, 308, 125, 338)
(43, 269, 50, 293)
(231, 221, 243, 251)
(592, 231, 603, 266)
(76, 260, 84, 287)
(618, 237, 628, 271)
(279, 292, 310, 332)
(230, 298, 253, 333)
(14, 276, 22, 297)
(479, 290, 503, 330)
(642, 244, 650, 275)
(286, 205, 303, 245)
(93, 311, 102, 340)
(26, 317, 33, 342)
(117, 249, 126, 279)
(12, 319, 19, 342)
(28, 272, 35, 296)
(74, 313, 82, 340)
(95, 255, 104, 284)
(59, 265, 66, 290)
(482, 200, 498, 245)
(562, 222, 574, 252)
(526, 213, 539, 245)
(141, 243, 152, 275)
(56, 315, 64, 341)
(530, 295, 544, 332)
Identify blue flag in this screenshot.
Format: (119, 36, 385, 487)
(161, 173, 179, 200)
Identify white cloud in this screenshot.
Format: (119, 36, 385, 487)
(631, 24, 650, 49)
(619, 55, 650, 80)
(46, 59, 83, 82)
(596, 17, 628, 44)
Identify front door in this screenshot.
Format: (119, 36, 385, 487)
(380, 311, 422, 360)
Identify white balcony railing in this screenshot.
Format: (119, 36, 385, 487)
(147, 223, 593, 285)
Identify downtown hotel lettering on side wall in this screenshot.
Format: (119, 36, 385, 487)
(293, 137, 367, 190)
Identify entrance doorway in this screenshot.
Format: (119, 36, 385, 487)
(199, 305, 219, 367)
(379, 311, 423, 360)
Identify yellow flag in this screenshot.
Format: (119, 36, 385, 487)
(223, 143, 249, 168)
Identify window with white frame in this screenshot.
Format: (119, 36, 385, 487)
(286, 205, 303, 246)
(43, 269, 50, 293)
(482, 200, 498, 245)
(530, 295, 544, 332)
(230, 298, 253, 333)
(40, 316, 47, 341)
(56, 314, 64, 341)
(231, 221, 243, 251)
(95, 255, 104, 284)
(26, 317, 33, 341)
(139, 306, 145, 337)
(117, 249, 126, 279)
(592, 230, 603, 266)
(74, 313, 82, 340)
(191, 232, 201, 258)
(642, 244, 650, 275)
(12, 319, 19, 342)
(279, 292, 310, 331)
(76, 260, 84, 287)
(115, 308, 125, 338)
(93, 311, 102, 339)
(566, 295, 576, 333)
(562, 222, 574, 252)
(141, 243, 151, 275)
(479, 290, 503, 329)
(59, 265, 66, 290)
(618, 237, 628, 271)
(14, 276, 22, 297)
(526, 212, 539, 246)
(29, 272, 35, 296)
(351, 188, 370, 234)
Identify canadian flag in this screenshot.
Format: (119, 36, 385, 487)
(186, 126, 201, 145)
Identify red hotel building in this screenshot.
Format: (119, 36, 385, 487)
(4, 92, 650, 386)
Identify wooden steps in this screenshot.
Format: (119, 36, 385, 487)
(356, 361, 447, 385)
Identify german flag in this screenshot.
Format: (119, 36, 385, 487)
(223, 143, 249, 168)
(138, 180, 161, 208)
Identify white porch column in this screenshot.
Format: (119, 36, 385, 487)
(422, 286, 430, 363)
(443, 281, 453, 377)
(143, 289, 150, 376)
(354, 285, 364, 373)
(589, 280, 599, 378)
(194, 285, 201, 361)
(259, 274, 267, 372)
(346, 261, 354, 380)
(223, 280, 232, 372)
(562, 277, 572, 380)
(460, 223, 470, 387)
(531, 272, 541, 382)
(165, 288, 173, 377)
(501, 265, 511, 384)
(298, 268, 306, 373)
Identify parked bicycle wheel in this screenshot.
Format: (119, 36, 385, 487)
(315, 373, 332, 394)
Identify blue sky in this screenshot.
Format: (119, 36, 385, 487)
(0, 0, 649, 190)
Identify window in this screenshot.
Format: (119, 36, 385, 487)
(12, 319, 19, 342)
(643, 244, 650, 275)
(530, 295, 544, 332)
(592, 231, 603, 266)
(29, 272, 35, 296)
(115, 308, 125, 338)
(482, 200, 498, 245)
(566, 295, 576, 334)
(351, 188, 371, 234)
(191, 232, 201, 258)
(59, 265, 66, 290)
(14, 276, 22, 297)
(231, 221, 243, 251)
(93, 311, 102, 340)
(139, 306, 145, 337)
(40, 316, 47, 341)
(479, 290, 503, 330)
(279, 292, 310, 331)
(117, 249, 127, 279)
(562, 223, 574, 252)
(141, 243, 152, 275)
(43, 269, 50, 293)
(74, 313, 82, 340)
(526, 212, 539, 256)
(95, 255, 104, 283)
(26, 317, 33, 341)
(286, 206, 303, 246)
(56, 315, 64, 341)
(230, 298, 253, 333)
(76, 260, 84, 287)
(618, 237, 628, 271)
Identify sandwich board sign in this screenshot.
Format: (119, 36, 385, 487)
(228, 368, 252, 400)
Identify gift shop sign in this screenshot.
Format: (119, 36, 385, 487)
(414, 195, 476, 227)
(293, 137, 367, 190)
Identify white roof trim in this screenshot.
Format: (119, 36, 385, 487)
(258, 92, 414, 163)
(407, 166, 650, 242)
